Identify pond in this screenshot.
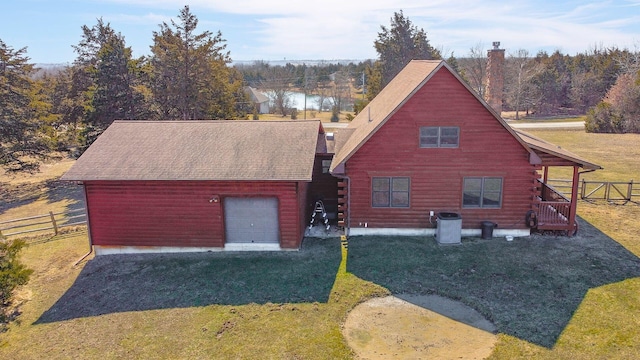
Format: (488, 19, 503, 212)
(264, 91, 352, 112)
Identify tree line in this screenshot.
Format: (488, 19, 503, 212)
(2, 8, 640, 172)
(1, 6, 248, 172)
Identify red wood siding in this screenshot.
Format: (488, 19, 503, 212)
(84, 180, 304, 249)
(345, 68, 538, 230)
(296, 181, 310, 247)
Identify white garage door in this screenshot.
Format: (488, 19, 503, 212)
(224, 197, 279, 244)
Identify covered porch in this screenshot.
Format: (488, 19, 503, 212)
(517, 130, 602, 235)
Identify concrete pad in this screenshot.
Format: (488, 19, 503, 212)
(343, 295, 497, 360)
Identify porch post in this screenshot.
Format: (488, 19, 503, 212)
(543, 166, 549, 183)
(568, 166, 580, 233)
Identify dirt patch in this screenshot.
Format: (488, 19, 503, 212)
(343, 295, 497, 360)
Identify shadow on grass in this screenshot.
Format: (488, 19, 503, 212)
(35, 237, 341, 324)
(0, 180, 84, 216)
(346, 217, 640, 348)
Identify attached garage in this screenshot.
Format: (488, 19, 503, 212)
(61, 120, 322, 254)
(224, 197, 279, 245)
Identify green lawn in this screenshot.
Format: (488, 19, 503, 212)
(347, 224, 640, 351)
(505, 115, 586, 124)
(2, 129, 640, 359)
(0, 234, 387, 359)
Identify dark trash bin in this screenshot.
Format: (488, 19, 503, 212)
(481, 221, 497, 239)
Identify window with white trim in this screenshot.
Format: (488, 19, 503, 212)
(463, 177, 503, 208)
(420, 126, 459, 148)
(372, 177, 410, 208)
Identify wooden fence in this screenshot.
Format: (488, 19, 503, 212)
(0, 208, 86, 239)
(546, 179, 639, 203)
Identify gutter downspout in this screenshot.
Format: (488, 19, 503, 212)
(576, 168, 598, 201)
(74, 182, 93, 266)
(578, 168, 598, 176)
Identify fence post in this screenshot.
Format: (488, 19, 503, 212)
(49, 211, 59, 235)
(580, 179, 585, 199)
(629, 180, 634, 201)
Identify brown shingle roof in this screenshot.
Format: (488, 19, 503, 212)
(61, 120, 321, 181)
(514, 130, 602, 170)
(330, 60, 442, 172)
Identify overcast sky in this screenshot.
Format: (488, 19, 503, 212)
(2, 0, 640, 64)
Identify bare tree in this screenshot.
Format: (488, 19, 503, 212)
(261, 66, 293, 116)
(301, 67, 317, 118)
(460, 42, 487, 96)
(615, 43, 640, 75)
(330, 70, 351, 113)
(506, 49, 537, 119)
(315, 83, 330, 113)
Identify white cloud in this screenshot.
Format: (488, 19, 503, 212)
(99, 0, 640, 60)
(108, 12, 173, 26)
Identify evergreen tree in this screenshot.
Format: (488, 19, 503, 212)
(0, 237, 33, 330)
(72, 19, 144, 148)
(365, 61, 383, 101)
(151, 5, 243, 120)
(371, 10, 441, 94)
(0, 39, 49, 171)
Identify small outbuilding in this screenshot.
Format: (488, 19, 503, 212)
(61, 120, 323, 254)
(245, 86, 270, 114)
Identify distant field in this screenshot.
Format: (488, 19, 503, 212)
(502, 112, 586, 122)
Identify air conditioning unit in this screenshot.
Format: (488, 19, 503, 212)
(436, 212, 462, 244)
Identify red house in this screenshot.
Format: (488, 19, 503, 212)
(62, 60, 599, 255)
(328, 60, 600, 237)
(61, 120, 324, 254)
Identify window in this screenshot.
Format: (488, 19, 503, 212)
(420, 126, 459, 148)
(322, 159, 332, 174)
(372, 177, 410, 208)
(463, 177, 503, 208)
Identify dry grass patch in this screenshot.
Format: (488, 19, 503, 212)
(0, 157, 82, 221)
(528, 129, 640, 182)
(256, 111, 354, 123)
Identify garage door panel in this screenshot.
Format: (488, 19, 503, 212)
(224, 197, 279, 244)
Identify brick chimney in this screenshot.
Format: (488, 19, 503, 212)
(485, 41, 505, 114)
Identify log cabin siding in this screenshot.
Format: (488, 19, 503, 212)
(345, 68, 537, 230)
(84, 180, 304, 249)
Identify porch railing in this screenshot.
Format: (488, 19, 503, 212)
(537, 201, 570, 228)
(537, 180, 571, 229)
